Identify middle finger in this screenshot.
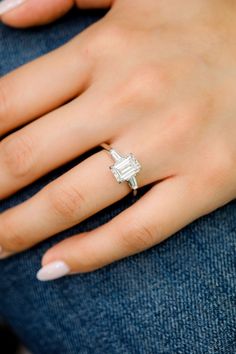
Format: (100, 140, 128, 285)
(0, 86, 113, 199)
(0, 149, 134, 256)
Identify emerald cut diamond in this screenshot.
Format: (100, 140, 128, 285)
(110, 153, 141, 184)
(102, 144, 142, 195)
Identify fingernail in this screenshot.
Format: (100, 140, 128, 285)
(36, 261, 70, 282)
(0, 0, 27, 16)
(0, 245, 12, 260)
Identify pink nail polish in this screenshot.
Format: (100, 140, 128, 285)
(0, 0, 27, 16)
(36, 261, 70, 281)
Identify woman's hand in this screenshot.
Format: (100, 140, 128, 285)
(0, 0, 236, 281)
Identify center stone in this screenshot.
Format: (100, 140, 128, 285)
(110, 154, 141, 183)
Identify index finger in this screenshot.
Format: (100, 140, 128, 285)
(0, 35, 91, 136)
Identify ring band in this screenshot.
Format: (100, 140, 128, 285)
(101, 143, 141, 196)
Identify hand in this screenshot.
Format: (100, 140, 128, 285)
(0, 0, 236, 281)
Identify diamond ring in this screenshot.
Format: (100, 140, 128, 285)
(101, 143, 141, 195)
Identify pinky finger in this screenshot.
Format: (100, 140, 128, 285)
(37, 176, 207, 281)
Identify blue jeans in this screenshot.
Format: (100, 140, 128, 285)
(0, 8, 235, 354)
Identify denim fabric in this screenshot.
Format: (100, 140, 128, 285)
(0, 8, 236, 354)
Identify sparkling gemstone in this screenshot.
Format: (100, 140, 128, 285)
(110, 154, 141, 183)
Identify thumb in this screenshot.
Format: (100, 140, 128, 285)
(0, 0, 112, 28)
(0, 0, 74, 27)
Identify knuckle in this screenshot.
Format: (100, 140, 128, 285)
(88, 22, 129, 54)
(165, 105, 201, 144)
(102, 23, 128, 43)
(120, 220, 157, 252)
(86, 26, 107, 52)
(220, 151, 235, 177)
(113, 64, 166, 107)
(1, 217, 26, 252)
(1, 134, 35, 178)
(133, 65, 167, 91)
(48, 182, 85, 220)
(207, 148, 234, 188)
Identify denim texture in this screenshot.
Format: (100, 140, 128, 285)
(0, 8, 235, 354)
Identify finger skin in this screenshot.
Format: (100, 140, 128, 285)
(1, 0, 74, 28)
(41, 176, 211, 275)
(0, 88, 112, 199)
(76, 0, 113, 9)
(0, 150, 130, 255)
(0, 37, 91, 136)
(1, 0, 113, 28)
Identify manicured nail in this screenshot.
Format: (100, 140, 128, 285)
(0, 0, 27, 16)
(0, 245, 12, 259)
(36, 261, 70, 281)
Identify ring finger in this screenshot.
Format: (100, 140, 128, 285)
(0, 147, 142, 257)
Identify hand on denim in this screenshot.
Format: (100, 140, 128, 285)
(0, 0, 236, 281)
(0, 0, 112, 27)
